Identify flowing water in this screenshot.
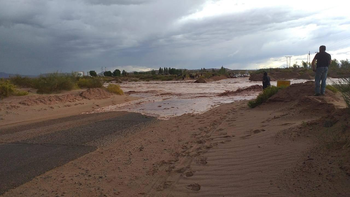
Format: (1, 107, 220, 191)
(95, 78, 321, 120)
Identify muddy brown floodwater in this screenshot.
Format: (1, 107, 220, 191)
(93, 78, 333, 119)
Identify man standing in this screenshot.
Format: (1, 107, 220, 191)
(312, 45, 331, 96)
(262, 71, 271, 90)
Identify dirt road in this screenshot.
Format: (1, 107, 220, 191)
(0, 112, 155, 195)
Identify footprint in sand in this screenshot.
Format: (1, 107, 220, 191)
(156, 181, 173, 191)
(186, 183, 201, 191)
(212, 142, 219, 147)
(240, 134, 251, 139)
(185, 171, 194, 177)
(253, 129, 265, 134)
(175, 167, 187, 173)
(226, 118, 236, 122)
(280, 122, 295, 126)
(196, 139, 206, 144)
(240, 129, 265, 139)
(205, 144, 214, 149)
(195, 157, 207, 165)
(217, 128, 225, 132)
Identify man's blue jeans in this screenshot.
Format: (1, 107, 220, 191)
(315, 67, 328, 95)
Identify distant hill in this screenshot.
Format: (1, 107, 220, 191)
(0, 72, 10, 78)
(0, 72, 37, 79)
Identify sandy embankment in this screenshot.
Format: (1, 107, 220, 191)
(0, 88, 137, 128)
(1, 82, 350, 196)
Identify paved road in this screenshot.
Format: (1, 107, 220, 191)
(0, 112, 155, 195)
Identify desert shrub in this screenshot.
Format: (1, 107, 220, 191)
(13, 91, 29, 96)
(0, 80, 28, 97)
(326, 85, 338, 93)
(334, 78, 350, 108)
(77, 77, 103, 88)
(9, 75, 35, 88)
(33, 73, 76, 94)
(106, 84, 124, 95)
(248, 86, 281, 108)
(204, 72, 213, 78)
(0, 80, 16, 97)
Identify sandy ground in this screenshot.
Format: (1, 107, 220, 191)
(1, 83, 350, 196)
(0, 88, 137, 129)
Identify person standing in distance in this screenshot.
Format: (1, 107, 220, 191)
(312, 45, 331, 96)
(262, 71, 271, 90)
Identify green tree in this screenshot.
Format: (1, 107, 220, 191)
(330, 59, 340, 69)
(104, 71, 112, 77)
(169, 68, 176, 75)
(176, 69, 183, 76)
(340, 59, 350, 69)
(164, 67, 169, 75)
(158, 67, 163, 75)
(301, 61, 308, 69)
(122, 70, 127, 76)
(293, 62, 300, 68)
(113, 69, 121, 77)
(218, 66, 226, 75)
(89, 70, 97, 77)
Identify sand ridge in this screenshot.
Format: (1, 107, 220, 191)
(0, 88, 137, 128)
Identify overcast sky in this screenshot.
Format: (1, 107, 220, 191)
(1, 0, 349, 75)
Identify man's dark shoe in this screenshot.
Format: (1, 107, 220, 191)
(314, 93, 321, 96)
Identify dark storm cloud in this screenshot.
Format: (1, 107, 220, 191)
(0, 0, 206, 74)
(123, 7, 313, 69)
(86, 0, 152, 5)
(0, 0, 349, 75)
(129, 5, 350, 70)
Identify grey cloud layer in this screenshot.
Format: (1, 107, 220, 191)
(86, 0, 153, 5)
(0, 0, 349, 75)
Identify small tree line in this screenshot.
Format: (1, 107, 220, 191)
(293, 59, 350, 69)
(88, 67, 184, 77)
(88, 69, 127, 77)
(158, 67, 183, 76)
